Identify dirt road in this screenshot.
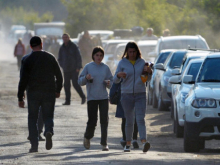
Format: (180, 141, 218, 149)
(0, 42, 220, 164)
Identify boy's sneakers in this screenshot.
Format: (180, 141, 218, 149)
(120, 139, 126, 148)
(132, 140, 139, 149)
(45, 132, 53, 150)
(83, 138, 90, 149)
(142, 141, 150, 153)
(124, 145, 131, 152)
(102, 145, 109, 151)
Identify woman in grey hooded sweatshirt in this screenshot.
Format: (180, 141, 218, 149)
(113, 42, 152, 153)
(78, 46, 113, 151)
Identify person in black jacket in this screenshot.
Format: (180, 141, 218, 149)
(58, 33, 86, 105)
(21, 53, 45, 142)
(17, 36, 63, 153)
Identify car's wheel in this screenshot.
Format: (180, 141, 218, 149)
(199, 140, 205, 150)
(147, 88, 152, 105)
(152, 91, 158, 108)
(158, 91, 169, 111)
(171, 100, 174, 119)
(184, 123, 200, 152)
(175, 111, 184, 138)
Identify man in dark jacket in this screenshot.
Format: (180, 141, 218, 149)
(58, 33, 86, 105)
(18, 36, 63, 153)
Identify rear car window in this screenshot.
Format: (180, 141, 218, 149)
(156, 52, 170, 64)
(187, 62, 202, 81)
(169, 52, 186, 69)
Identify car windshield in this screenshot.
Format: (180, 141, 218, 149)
(105, 43, 120, 54)
(159, 39, 208, 52)
(187, 62, 202, 82)
(156, 52, 170, 64)
(139, 45, 156, 58)
(197, 58, 220, 82)
(169, 52, 186, 69)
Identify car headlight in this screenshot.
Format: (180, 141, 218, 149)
(180, 92, 188, 103)
(191, 98, 217, 108)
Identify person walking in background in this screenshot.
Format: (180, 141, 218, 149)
(78, 30, 94, 66)
(58, 33, 86, 105)
(109, 81, 139, 149)
(113, 42, 152, 153)
(163, 29, 170, 37)
(141, 28, 158, 40)
(78, 46, 113, 151)
(14, 38, 25, 70)
(17, 36, 63, 153)
(92, 34, 102, 47)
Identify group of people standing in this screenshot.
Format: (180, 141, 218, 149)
(17, 30, 153, 153)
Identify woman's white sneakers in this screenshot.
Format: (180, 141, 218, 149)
(102, 145, 109, 151)
(124, 145, 131, 152)
(142, 141, 150, 152)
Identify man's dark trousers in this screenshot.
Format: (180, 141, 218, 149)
(27, 91, 55, 147)
(38, 107, 43, 135)
(64, 71, 85, 103)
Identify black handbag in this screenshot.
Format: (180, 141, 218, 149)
(110, 91, 119, 105)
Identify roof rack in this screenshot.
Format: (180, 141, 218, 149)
(188, 48, 220, 52)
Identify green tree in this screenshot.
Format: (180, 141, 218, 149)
(0, 7, 53, 31)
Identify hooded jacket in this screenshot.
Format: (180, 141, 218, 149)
(113, 58, 151, 94)
(78, 62, 113, 101)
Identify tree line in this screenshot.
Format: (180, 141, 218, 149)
(0, 0, 220, 48)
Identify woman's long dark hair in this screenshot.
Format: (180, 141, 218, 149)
(121, 42, 142, 60)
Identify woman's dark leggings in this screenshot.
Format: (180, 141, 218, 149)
(122, 118, 138, 141)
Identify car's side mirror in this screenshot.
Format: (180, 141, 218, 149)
(172, 69, 181, 75)
(183, 75, 194, 84)
(154, 63, 165, 71)
(169, 75, 181, 84)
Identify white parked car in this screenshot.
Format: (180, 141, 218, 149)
(183, 53, 220, 152)
(169, 58, 205, 138)
(151, 35, 210, 57)
(170, 51, 211, 119)
(137, 40, 157, 61)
